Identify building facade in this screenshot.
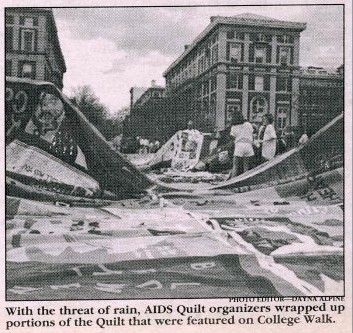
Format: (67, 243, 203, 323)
(124, 83, 167, 141)
(163, 14, 306, 132)
(124, 14, 343, 142)
(299, 67, 343, 136)
(5, 8, 66, 89)
(129, 86, 148, 110)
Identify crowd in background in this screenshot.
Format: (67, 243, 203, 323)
(120, 137, 160, 154)
(119, 113, 310, 178)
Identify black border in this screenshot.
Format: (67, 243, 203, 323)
(4, 3, 346, 302)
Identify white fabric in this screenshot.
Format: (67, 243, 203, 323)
(299, 134, 309, 145)
(234, 142, 254, 157)
(171, 129, 204, 171)
(231, 122, 254, 157)
(262, 124, 277, 160)
(231, 122, 253, 144)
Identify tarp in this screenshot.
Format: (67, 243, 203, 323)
(5, 77, 153, 200)
(128, 129, 205, 171)
(5, 80, 344, 301)
(171, 129, 204, 171)
(209, 114, 343, 190)
(6, 194, 343, 300)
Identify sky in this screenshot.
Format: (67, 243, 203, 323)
(54, 5, 344, 115)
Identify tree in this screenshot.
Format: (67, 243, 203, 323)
(69, 85, 109, 136)
(69, 85, 130, 140)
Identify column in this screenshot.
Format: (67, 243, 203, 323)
(269, 35, 277, 115)
(218, 30, 227, 62)
(215, 29, 227, 131)
(242, 74, 249, 119)
(269, 74, 276, 115)
(243, 32, 250, 62)
(215, 65, 227, 131)
(242, 33, 250, 119)
(291, 35, 301, 126)
(293, 35, 300, 66)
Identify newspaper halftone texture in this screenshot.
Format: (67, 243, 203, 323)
(4, 5, 347, 306)
(6, 186, 343, 300)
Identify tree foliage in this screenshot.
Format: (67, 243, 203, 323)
(69, 85, 129, 140)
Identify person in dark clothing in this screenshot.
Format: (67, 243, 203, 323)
(282, 126, 296, 150)
(276, 129, 287, 155)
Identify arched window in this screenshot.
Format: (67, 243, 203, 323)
(250, 96, 268, 115)
(250, 96, 268, 122)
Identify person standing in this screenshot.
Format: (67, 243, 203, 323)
(230, 112, 254, 178)
(258, 114, 277, 162)
(298, 126, 309, 145)
(154, 139, 160, 151)
(282, 125, 296, 150)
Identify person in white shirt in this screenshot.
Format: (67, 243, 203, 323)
(298, 127, 309, 145)
(258, 114, 277, 162)
(144, 138, 150, 153)
(230, 112, 254, 178)
(149, 141, 155, 153)
(154, 140, 160, 151)
(299, 133, 309, 145)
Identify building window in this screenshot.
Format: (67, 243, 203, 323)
(192, 62, 197, 77)
(250, 33, 271, 42)
(6, 15, 14, 24)
(211, 45, 218, 64)
(210, 93, 217, 117)
(254, 76, 264, 91)
(277, 106, 289, 130)
(18, 61, 36, 79)
(249, 44, 271, 63)
(227, 31, 235, 39)
(205, 49, 211, 69)
(226, 31, 244, 40)
(277, 35, 294, 44)
(20, 29, 37, 52)
(198, 57, 203, 74)
(197, 85, 202, 98)
(6, 26, 13, 51)
(236, 32, 245, 40)
(210, 76, 217, 91)
(228, 43, 243, 63)
(20, 16, 38, 27)
(202, 97, 209, 113)
(277, 46, 292, 66)
(202, 81, 209, 96)
(227, 73, 243, 89)
(254, 46, 267, 64)
(226, 104, 241, 127)
(276, 77, 292, 92)
(6, 60, 12, 76)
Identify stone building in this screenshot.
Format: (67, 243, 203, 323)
(163, 14, 306, 132)
(299, 66, 343, 136)
(5, 8, 66, 89)
(124, 14, 343, 143)
(124, 82, 166, 141)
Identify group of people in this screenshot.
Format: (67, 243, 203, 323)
(229, 112, 308, 178)
(136, 137, 161, 154)
(230, 113, 275, 177)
